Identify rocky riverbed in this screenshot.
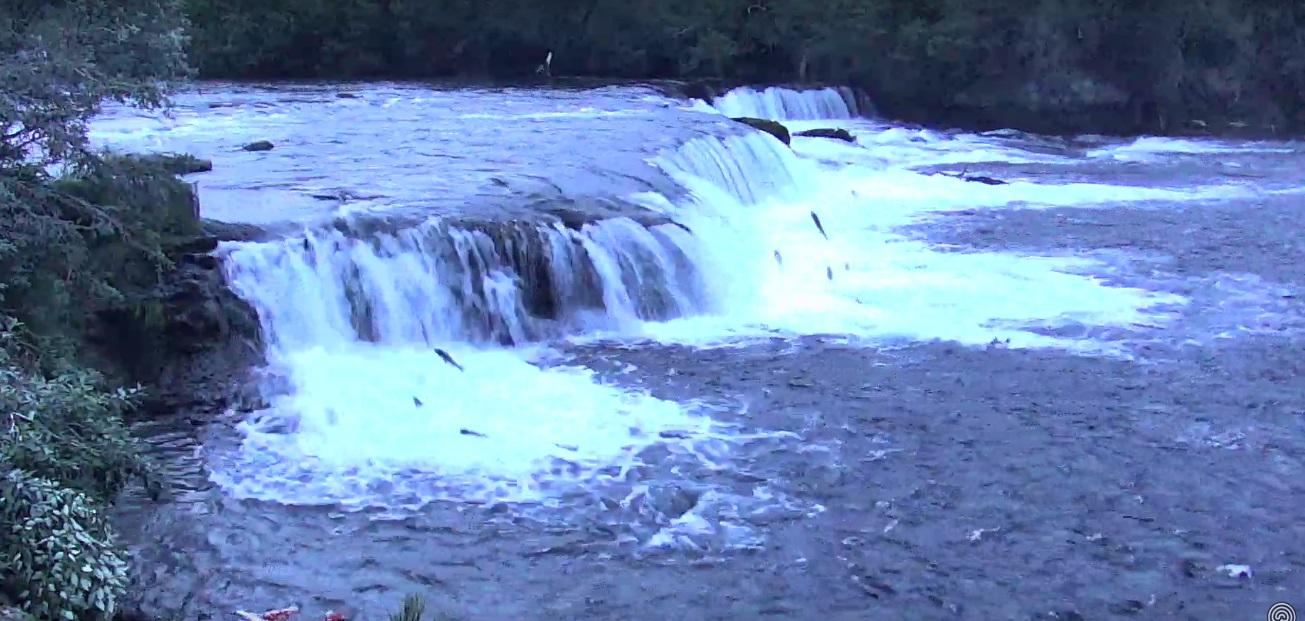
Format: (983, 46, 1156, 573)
(101, 83, 1305, 620)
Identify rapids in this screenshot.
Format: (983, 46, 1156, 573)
(92, 83, 1305, 619)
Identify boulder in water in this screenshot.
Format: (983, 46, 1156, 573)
(242, 140, 274, 152)
(731, 117, 791, 146)
(682, 80, 717, 104)
(796, 128, 856, 143)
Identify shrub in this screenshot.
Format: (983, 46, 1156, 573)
(0, 471, 130, 621)
(0, 325, 152, 619)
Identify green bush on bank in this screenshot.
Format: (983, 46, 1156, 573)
(2, 1, 194, 618)
(0, 319, 146, 619)
(0, 158, 192, 618)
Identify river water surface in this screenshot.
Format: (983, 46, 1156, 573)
(94, 83, 1305, 620)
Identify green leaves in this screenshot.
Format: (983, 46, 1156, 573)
(0, 0, 189, 171)
(0, 471, 130, 621)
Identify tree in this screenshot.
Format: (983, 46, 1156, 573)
(0, 2, 192, 618)
(0, 0, 190, 170)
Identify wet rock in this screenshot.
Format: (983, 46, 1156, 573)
(796, 128, 856, 142)
(1179, 558, 1206, 578)
(731, 117, 791, 146)
(645, 484, 701, 519)
(242, 140, 275, 152)
(1109, 600, 1147, 615)
(202, 219, 267, 243)
(337, 92, 359, 99)
(160, 262, 260, 356)
(139, 153, 213, 175)
(536, 198, 685, 234)
(683, 80, 717, 104)
(933, 170, 1009, 185)
(166, 235, 220, 256)
(88, 238, 264, 418)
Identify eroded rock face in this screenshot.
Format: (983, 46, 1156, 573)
(731, 117, 791, 145)
(87, 225, 265, 418)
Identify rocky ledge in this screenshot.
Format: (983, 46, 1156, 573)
(88, 220, 266, 420)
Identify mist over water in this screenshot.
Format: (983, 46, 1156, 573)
(92, 84, 1294, 515)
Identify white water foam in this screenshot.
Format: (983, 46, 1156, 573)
(1087, 136, 1296, 162)
(215, 219, 720, 506)
(623, 131, 1189, 350)
(211, 344, 714, 508)
(204, 85, 1282, 511)
(709, 86, 858, 120)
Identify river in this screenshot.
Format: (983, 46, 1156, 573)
(93, 82, 1305, 620)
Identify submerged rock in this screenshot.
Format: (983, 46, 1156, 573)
(242, 140, 275, 152)
(731, 117, 791, 145)
(796, 128, 856, 143)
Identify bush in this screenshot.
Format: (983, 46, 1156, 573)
(0, 330, 148, 500)
(0, 471, 130, 621)
(0, 156, 200, 370)
(0, 327, 151, 619)
(0, 3, 190, 618)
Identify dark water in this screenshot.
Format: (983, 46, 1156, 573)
(98, 83, 1305, 620)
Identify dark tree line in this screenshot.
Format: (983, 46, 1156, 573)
(184, 0, 1305, 133)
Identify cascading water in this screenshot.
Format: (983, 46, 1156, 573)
(208, 84, 1209, 510)
(709, 86, 860, 120)
(214, 215, 718, 507)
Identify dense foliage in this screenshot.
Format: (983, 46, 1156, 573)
(1, 1, 192, 618)
(183, 0, 1305, 133)
(0, 0, 189, 168)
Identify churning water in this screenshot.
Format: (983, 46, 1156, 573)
(92, 82, 1294, 513)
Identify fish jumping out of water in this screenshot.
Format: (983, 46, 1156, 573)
(536, 51, 553, 77)
(434, 347, 465, 371)
(810, 211, 828, 239)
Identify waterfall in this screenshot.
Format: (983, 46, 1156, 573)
(212, 109, 1183, 508)
(215, 213, 714, 506)
(222, 217, 704, 353)
(710, 86, 860, 120)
